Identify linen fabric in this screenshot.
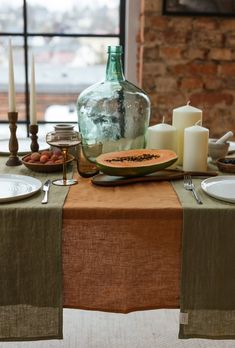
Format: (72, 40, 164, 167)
(172, 178, 235, 339)
(63, 174, 182, 312)
(0, 158, 70, 340)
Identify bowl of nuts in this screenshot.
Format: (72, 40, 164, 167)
(22, 149, 74, 173)
(216, 157, 235, 173)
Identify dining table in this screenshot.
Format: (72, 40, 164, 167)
(0, 158, 235, 340)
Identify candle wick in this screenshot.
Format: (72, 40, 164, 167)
(187, 100, 191, 106)
(162, 116, 165, 124)
(195, 120, 201, 126)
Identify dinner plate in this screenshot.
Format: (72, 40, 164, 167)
(0, 174, 42, 203)
(201, 176, 235, 203)
(0, 138, 49, 155)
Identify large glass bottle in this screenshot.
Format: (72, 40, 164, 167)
(77, 46, 151, 153)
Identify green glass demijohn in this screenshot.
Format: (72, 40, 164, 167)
(77, 45, 151, 153)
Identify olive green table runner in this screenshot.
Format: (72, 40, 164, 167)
(172, 177, 235, 339)
(0, 157, 72, 341)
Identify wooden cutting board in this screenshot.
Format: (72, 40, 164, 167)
(91, 170, 218, 187)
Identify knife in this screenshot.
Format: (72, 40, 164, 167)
(41, 179, 51, 204)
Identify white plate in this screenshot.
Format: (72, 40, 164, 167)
(201, 176, 235, 203)
(0, 174, 42, 203)
(0, 138, 49, 155)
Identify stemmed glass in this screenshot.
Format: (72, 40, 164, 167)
(46, 130, 81, 186)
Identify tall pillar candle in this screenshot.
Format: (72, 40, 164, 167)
(30, 55, 37, 125)
(8, 38, 16, 112)
(183, 123, 209, 172)
(172, 101, 202, 165)
(146, 119, 177, 153)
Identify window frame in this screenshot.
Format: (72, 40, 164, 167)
(0, 0, 126, 129)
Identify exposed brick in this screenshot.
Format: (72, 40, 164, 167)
(163, 30, 188, 46)
(204, 78, 223, 91)
(170, 17, 193, 31)
(205, 108, 235, 138)
(144, 0, 162, 13)
(193, 18, 218, 31)
(159, 47, 182, 60)
(143, 62, 166, 76)
(154, 93, 186, 109)
(144, 29, 164, 47)
(155, 77, 177, 92)
(142, 76, 157, 92)
(223, 78, 235, 90)
(143, 47, 159, 61)
(190, 92, 233, 107)
(180, 78, 203, 90)
(139, 1, 235, 138)
(208, 48, 232, 61)
(220, 20, 235, 32)
(183, 48, 206, 60)
(172, 63, 217, 77)
(192, 31, 224, 48)
(147, 16, 169, 30)
(225, 32, 235, 48)
(219, 63, 235, 76)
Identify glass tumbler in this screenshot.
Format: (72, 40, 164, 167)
(77, 142, 103, 178)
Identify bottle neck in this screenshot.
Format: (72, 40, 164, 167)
(105, 53, 125, 82)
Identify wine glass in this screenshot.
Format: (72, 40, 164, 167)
(46, 130, 81, 186)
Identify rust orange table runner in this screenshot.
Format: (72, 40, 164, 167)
(62, 174, 182, 312)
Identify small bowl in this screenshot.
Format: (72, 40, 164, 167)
(216, 157, 235, 173)
(208, 139, 229, 163)
(22, 153, 74, 173)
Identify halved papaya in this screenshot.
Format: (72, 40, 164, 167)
(96, 149, 178, 177)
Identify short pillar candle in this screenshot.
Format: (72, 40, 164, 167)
(183, 122, 209, 172)
(146, 117, 177, 153)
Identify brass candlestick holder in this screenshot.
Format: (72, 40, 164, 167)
(29, 124, 39, 153)
(6, 111, 22, 166)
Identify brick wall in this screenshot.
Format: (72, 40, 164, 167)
(140, 0, 235, 138)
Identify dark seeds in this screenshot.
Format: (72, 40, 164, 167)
(105, 154, 160, 163)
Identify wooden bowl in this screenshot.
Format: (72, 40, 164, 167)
(22, 153, 74, 173)
(216, 157, 235, 173)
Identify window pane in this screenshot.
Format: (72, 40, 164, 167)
(27, 0, 120, 34)
(0, 37, 26, 122)
(0, 0, 23, 33)
(28, 36, 119, 122)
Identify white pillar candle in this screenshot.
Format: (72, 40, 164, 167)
(172, 101, 202, 165)
(183, 122, 209, 172)
(146, 117, 177, 153)
(8, 38, 16, 112)
(30, 55, 37, 125)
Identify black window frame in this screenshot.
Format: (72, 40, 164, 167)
(0, 0, 126, 131)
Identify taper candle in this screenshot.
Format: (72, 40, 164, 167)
(30, 55, 37, 125)
(8, 38, 16, 112)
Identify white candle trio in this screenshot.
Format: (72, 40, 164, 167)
(8, 39, 37, 125)
(146, 101, 209, 172)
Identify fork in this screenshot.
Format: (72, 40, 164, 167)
(183, 175, 203, 205)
